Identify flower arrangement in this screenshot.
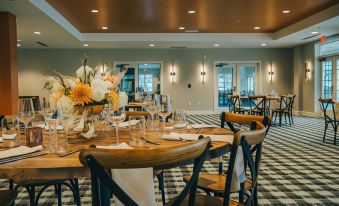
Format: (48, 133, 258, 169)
(44, 54, 127, 113)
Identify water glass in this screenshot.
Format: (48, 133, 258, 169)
(1, 115, 19, 147)
(129, 116, 146, 146)
(17, 98, 35, 144)
(55, 128, 67, 155)
(173, 109, 187, 133)
(110, 106, 126, 145)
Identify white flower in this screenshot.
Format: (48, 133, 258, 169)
(52, 82, 64, 97)
(59, 95, 74, 114)
(65, 79, 77, 89)
(76, 65, 93, 82)
(91, 78, 112, 102)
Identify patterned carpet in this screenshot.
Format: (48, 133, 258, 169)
(1, 115, 339, 205)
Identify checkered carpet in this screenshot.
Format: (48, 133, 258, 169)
(1, 115, 339, 205)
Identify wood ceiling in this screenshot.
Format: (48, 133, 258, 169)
(46, 0, 339, 33)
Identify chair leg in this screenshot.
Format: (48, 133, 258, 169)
(74, 179, 81, 206)
(156, 171, 166, 206)
(323, 122, 328, 142)
(287, 113, 292, 126)
(334, 125, 337, 145)
(279, 112, 282, 127)
(57, 184, 62, 206)
(253, 183, 258, 206)
(290, 112, 294, 125)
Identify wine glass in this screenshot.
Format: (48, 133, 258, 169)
(110, 105, 126, 145)
(173, 109, 187, 133)
(129, 115, 146, 146)
(145, 102, 159, 130)
(158, 100, 172, 134)
(17, 98, 35, 144)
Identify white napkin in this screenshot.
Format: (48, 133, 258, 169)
(189, 124, 219, 129)
(2, 133, 16, 140)
(230, 147, 246, 192)
(97, 143, 156, 206)
(161, 132, 234, 143)
(81, 124, 95, 139)
(0, 145, 43, 159)
(113, 120, 140, 128)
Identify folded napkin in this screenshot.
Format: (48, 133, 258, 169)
(97, 143, 156, 206)
(231, 148, 246, 192)
(112, 120, 140, 128)
(2, 133, 16, 140)
(0, 145, 43, 160)
(190, 124, 219, 129)
(161, 132, 234, 143)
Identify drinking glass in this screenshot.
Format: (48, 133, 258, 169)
(110, 105, 126, 145)
(173, 109, 187, 133)
(129, 116, 146, 146)
(145, 102, 159, 131)
(1, 115, 19, 147)
(17, 98, 35, 144)
(41, 103, 62, 153)
(158, 103, 172, 134)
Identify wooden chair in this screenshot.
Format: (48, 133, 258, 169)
(174, 126, 267, 206)
(319, 98, 338, 145)
(125, 111, 149, 121)
(228, 95, 249, 114)
(0, 190, 18, 206)
(79, 137, 211, 206)
(184, 112, 270, 204)
(288, 95, 296, 125)
(248, 95, 267, 116)
(271, 95, 294, 127)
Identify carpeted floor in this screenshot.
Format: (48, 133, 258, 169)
(1, 115, 338, 205)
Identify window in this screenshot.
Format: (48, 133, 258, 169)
(247, 75, 254, 94)
(322, 60, 333, 99)
(218, 68, 232, 93)
(138, 74, 153, 92)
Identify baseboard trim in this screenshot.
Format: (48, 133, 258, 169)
(186, 110, 217, 115)
(293, 110, 321, 118)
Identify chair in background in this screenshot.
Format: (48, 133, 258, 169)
(288, 95, 296, 125)
(19, 96, 41, 112)
(79, 137, 211, 206)
(125, 111, 149, 121)
(184, 112, 271, 205)
(249, 95, 267, 115)
(271, 95, 294, 127)
(180, 126, 267, 206)
(228, 95, 249, 114)
(0, 190, 18, 206)
(319, 98, 338, 145)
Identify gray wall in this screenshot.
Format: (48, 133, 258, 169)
(18, 48, 294, 111)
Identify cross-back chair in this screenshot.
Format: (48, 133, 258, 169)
(248, 96, 267, 116)
(319, 98, 338, 145)
(179, 125, 267, 206)
(79, 137, 211, 206)
(271, 95, 294, 127)
(184, 112, 270, 203)
(228, 95, 249, 114)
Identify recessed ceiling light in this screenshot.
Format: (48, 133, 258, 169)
(83, 44, 89, 47)
(149, 44, 155, 47)
(282, 10, 290, 14)
(17, 43, 21, 47)
(102, 26, 108, 30)
(91, 10, 99, 13)
(179, 27, 185, 30)
(311, 31, 319, 34)
(214, 44, 220, 47)
(17, 39, 22, 42)
(254, 27, 260, 30)
(261, 43, 267, 46)
(188, 10, 196, 14)
(34, 31, 41, 35)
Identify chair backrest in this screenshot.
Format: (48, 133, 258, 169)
(319, 98, 336, 121)
(248, 95, 267, 114)
(228, 95, 240, 113)
(220, 112, 271, 133)
(223, 125, 267, 206)
(79, 137, 211, 206)
(125, 111, 149, 121)
(279, 95, 294, 111)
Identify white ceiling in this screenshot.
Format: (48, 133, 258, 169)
(0, 0, 338, 49)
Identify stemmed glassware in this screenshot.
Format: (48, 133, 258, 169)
(158, 99, 172, 134)
(145, 101, 159, 130)
(109, 105, 126, 145)
(17, 98, 35, 145)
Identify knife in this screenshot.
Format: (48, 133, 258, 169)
(58, 149, 82, 157)
(0, 152, 48, 165)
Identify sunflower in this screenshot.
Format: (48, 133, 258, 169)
(69, 83, 92, 105)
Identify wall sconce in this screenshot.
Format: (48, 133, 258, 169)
(305, 60, 311, 82)
(268, 60, 274, 82)
(201, 55, 207, 84)
(170, 58, 176, 85)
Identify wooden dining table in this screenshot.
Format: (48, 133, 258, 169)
(0, 124, 232, 183)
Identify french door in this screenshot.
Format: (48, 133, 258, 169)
(214, 62, 258, 111)
(320, 56, 339, 100)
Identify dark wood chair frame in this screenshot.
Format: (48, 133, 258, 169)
(228, 95, 249, 114)
(80, 137, 212, 206)
(319, 98, 338, 145)
(248, 96, 267, 116)
(271, 95, 294, 127)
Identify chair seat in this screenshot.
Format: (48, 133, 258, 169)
(0, 190, 18, 206)
(165, 194, 243, 206)
(183, 173, 251, 193)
